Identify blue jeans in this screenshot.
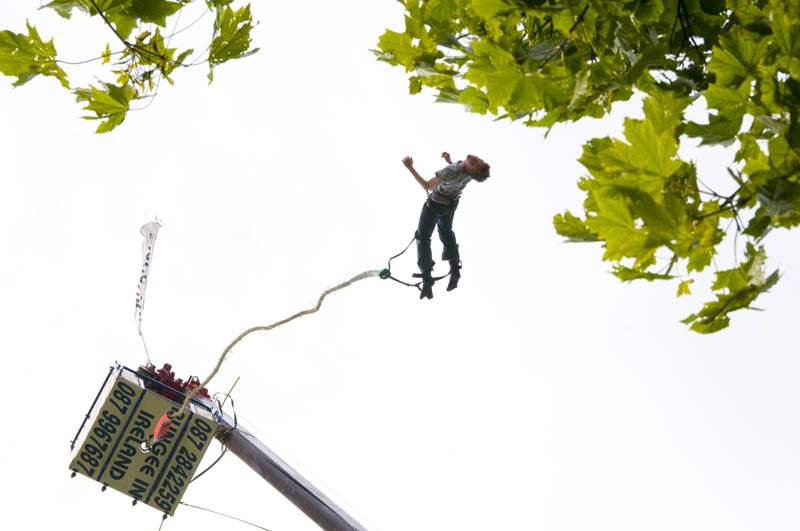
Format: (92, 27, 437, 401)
(416, 198, 459, 274)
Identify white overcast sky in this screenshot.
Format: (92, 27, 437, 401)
(1, 2, 798, 531)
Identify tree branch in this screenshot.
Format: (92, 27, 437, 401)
(570, 4, 591, 34)
(693, 187, 749, 222)
(87, 0, 135, 53)
(86, 0, 186, 68)
(537, 4, 589, 71)
(677, 0, 705, 63)
(664, 177, 701, 195)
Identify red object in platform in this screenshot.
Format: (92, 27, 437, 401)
(153, 413, 173, 442)
(142, 362, 211, 403)
(183, 375, 211, 400)
(153, 363, 182, 402)
(138, 362, 212, 405)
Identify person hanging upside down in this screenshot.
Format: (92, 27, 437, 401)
(402, 152, 491, 300)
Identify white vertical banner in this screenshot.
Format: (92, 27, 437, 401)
(135, 220, 162, 363)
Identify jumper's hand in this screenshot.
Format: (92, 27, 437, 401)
(402, 156, 414, 169)
(441, 152, 452, 164)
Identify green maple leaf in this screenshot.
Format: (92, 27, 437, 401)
(458, 86, 489, 114)
(427, 0, 459, 22)
(599, 119, 681, 182)
(40, 0, 89, 19)
(550, 10, 578, 34)
(0, 22, 69, 88)
(712, 268, 749, 293)
(641, 88, 689, 134)
(208, 3, 259, 83)
(465, 40, 521, 111)
(704, 82, 750, 111)
(567, 69, 590, 112)
(631, 193, 680, 239)
(74, 81, 135, 133)
(527, 43, 556, 62)
(409, 75, 423, 94)
(755, 114, 781, 134)
(376, 30, 422, 69)
(469, 0, 512, 19)
(612, 265, 673, 282)
(633, 0, 664, 24)
(677, 279, 693, 296)
(683, 267, 779, 333)
(738, 135, 771, 175)
(686, 113, 743, 147)
(553, 211, 598, 242)
(771, 9, 800, 58)
(685, 205, 724, 273)
(483, 64, 522, 109)
(81, 0, 181, 30)
(682, 244, 780, 333)
(588, 91, 685, 184)
(435, 86, 460, 103)
(585, 194, 650, 261)
(578, 137, 614, 178)
(687, 245, 714, 272)
(129, 0, 183, 27)
(512, 74, 568, 111)
(709, 32, 770, 87)
(768, 135, 793, 171)
(754, 180, 800, 229)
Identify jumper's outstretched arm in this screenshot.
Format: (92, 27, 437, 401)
(402, 156, 439, 192)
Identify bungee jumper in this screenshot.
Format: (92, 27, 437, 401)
(402, 152, 491, 299)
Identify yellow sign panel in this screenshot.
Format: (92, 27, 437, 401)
(69, 374, 218, 515)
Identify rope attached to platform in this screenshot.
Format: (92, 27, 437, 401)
(179, 501, 273, 530)
(173, 270, 381, 417)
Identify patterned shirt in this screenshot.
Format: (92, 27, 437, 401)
(430, 163, 472, 204)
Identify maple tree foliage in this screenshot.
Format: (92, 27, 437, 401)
(0, 0, 258, 132)
(375, 0, 800, 333)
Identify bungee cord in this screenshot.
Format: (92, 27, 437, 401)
(173, 269, 382, 417)
(170, 235, 459, 417)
